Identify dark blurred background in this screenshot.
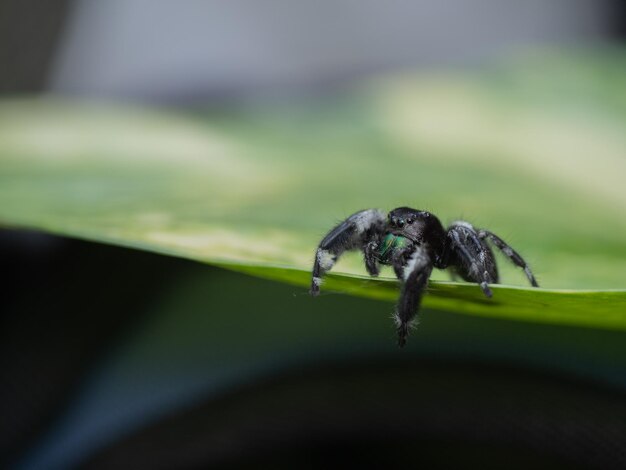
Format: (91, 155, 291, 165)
(1, 1, 626, 469)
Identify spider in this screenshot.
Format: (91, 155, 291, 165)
(310, 207, 539, 347)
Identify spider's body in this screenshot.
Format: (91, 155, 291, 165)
(311, 207, 539, 347)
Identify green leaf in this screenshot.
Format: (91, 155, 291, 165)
(1, 51, 625, 331)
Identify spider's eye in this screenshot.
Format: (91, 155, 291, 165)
(407, 218, 414, 224)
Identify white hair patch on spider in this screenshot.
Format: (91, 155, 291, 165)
(467, 262, 480, 277)
(452, 220, 474, 230)
(392, 311, 419, 329)
(403, 247, 430, 281)
(316, 249, 335, 270)
(312, 276, 323, 288)
(352, 209, 385, 234)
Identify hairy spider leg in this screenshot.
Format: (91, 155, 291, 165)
(310, 209, 386, 295)
(395, 248, 433, 347)
(446, 223, 498, 298)
(478, 230, 539, 287)
(364, 239, 382, 276)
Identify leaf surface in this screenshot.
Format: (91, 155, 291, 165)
(1, 52, 625, 331)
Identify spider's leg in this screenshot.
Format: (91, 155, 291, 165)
(447, 223, 497, 298)
(394, 248, 433, 348)
(311, 209, 386, 296)
(364, 239, 382, 276)
(478, 230, 539, 287)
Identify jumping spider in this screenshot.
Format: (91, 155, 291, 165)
(311, 208, 539, 347)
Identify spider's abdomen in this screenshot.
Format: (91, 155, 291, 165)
(378, 233, 409, 264)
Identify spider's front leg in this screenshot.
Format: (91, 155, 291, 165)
(394, 248, 434, 347)
(311, 209, 386, 296)
(364, 239, 382, 276)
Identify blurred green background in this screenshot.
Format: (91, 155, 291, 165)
(1, 2, 626, 469)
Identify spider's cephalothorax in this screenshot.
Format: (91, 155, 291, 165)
(311, 208, 539, 347)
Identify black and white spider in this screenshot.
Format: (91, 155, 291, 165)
(311, 208, 539, 347)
